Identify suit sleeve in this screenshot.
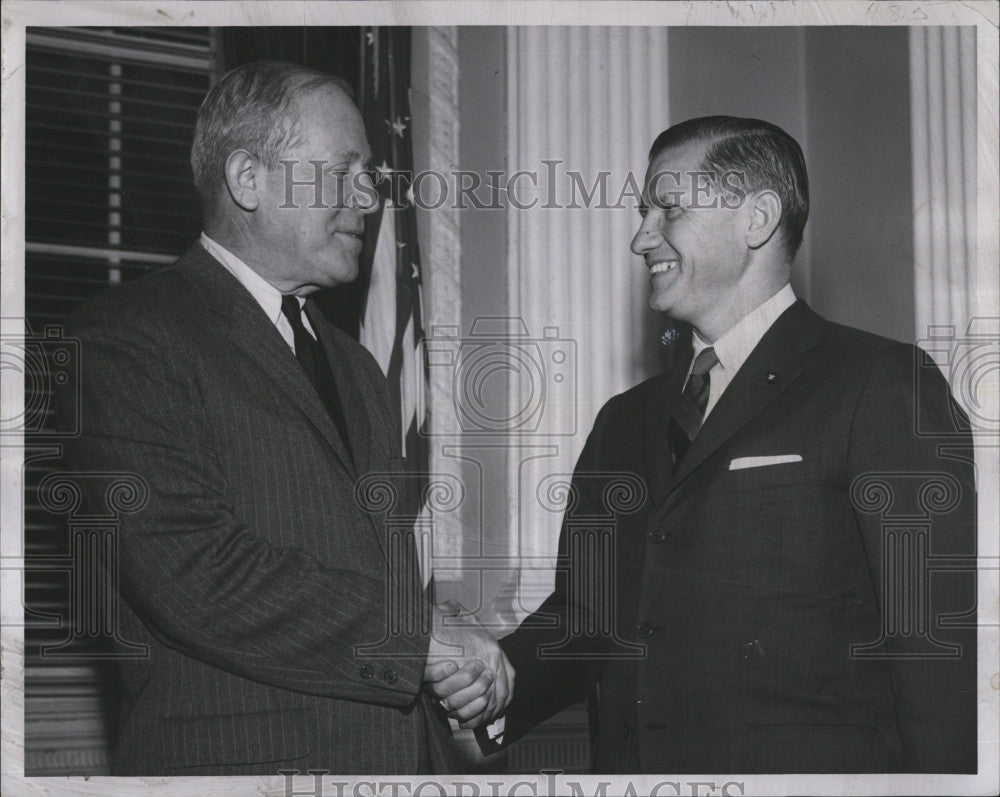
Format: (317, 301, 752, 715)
(58, 295, 429, 706)
(477, 400, 622, 753)
(848, 343, 978, 772)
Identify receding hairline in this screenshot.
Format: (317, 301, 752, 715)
(295, 76, 354, 102)
(287, 79, 361, 123)
(647, 136, 712, 167)
(283, 85, 369, 162)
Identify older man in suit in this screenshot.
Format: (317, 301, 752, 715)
(59, 61, 511, 776)
(428, 116, 978, 773)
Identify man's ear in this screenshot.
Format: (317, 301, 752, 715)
(224, 150, 260, 211)
(745, 189, 782, 249)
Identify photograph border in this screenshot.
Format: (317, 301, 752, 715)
(2, 2, 997, 796)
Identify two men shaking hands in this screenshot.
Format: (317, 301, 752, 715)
(61, 60, 977, 775)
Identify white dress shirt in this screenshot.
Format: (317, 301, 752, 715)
(199, 232, 315, 352)
(689, 283, 797, 419)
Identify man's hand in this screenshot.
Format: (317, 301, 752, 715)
(423, 601, 515, 728)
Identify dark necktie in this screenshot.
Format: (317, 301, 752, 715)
(280, 295, 353, 463)
(669, 346, 719, 469)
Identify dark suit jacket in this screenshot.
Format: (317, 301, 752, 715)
(59, 243, 453, 775)
(486, 300, 977, 773)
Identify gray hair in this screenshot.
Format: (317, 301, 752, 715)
(190, 60, 352, 203)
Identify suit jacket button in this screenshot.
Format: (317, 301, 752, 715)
(383, 669, 399, 684)
(360, 664, 375, 679)
(648, 528, 666, 543)
(637, 622, 654, 639)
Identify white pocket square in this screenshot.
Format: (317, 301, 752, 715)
(729, 454, 803, 470)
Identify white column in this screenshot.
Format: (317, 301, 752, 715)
(505, 27, 669, 616)
(909, 26, 998, 457)
(417, 27, 465, 580)
(910, 25, 1000, 728)
(910, 26, 979, 335)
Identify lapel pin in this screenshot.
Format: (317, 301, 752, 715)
(766, 372, 778, 383)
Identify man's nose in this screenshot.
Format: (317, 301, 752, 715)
(630, 218, 662, 256)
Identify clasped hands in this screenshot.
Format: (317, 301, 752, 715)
(423, 601, 514, 729)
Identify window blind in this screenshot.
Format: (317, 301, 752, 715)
(23, 26, 217, 775)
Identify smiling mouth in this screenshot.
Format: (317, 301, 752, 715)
(648, 260, 680, 275)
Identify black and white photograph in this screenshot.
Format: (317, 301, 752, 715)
(1, 2, 997, 796)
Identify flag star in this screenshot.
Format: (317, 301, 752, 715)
(375, 160, 394, 180)
(405, 184, 416, 207)
(388, 116, 408, 137)
(366, 29, 376, 46)
(411, 263, 420, 280)
(396, 241, 407, 250)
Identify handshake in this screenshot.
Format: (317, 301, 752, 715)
(423, 601, 515, 729)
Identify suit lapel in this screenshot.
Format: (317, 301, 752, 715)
(305, 299, 406, 564)
(645, 359, 691, 507)
(176, 245, 356, 477)
(662, 300, 824, 501)
(306, 300, 373, 478)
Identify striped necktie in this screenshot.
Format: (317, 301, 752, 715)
(669, 346, 719, 469)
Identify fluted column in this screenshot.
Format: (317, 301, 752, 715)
(505, 27, 669, 617)
(910, 26, 978, 335)
(909, 25, 998, 664)
(419, 26, 464, 579)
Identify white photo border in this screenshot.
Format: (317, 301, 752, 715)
(2, 2, 997, 796)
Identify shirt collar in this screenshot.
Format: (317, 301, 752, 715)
(692, 283, 797, 375)
(200, 232, 298, 325)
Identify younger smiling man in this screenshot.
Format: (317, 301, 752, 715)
(428, 116, 978, 774)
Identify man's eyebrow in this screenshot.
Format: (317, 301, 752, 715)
(327, 150, 363, 163)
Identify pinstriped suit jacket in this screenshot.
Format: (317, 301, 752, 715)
(60, 243, 453, 775)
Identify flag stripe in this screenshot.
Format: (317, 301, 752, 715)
(356, 27, 430, 570)
(360, 203, 397, 376)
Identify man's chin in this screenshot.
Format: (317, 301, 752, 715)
(649, 294, 674, 314)
(650, 298, 695, 331)
(320, 261, 359, 288)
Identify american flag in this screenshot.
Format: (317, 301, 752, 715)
(356, 27, 431, 581)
